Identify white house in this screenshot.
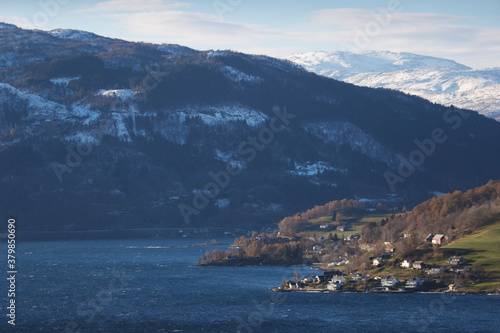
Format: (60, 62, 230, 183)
(373, 257, 385, 266)
(313, 245, 322, 252)
(381, 276, 398, 287)
(447, 256, 464, 265)
(331, 275, 346, 285)
(288, 282, 305, 290)
(401, 260, 412, 268)
(405, 277, 420, 289)
(301, 275, 314, 283)
(327, 282, 342, 291)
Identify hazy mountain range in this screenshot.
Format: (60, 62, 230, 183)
(287, 51, 500, 121)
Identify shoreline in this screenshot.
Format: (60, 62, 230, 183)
(270, 287, 500, 295)
(0, 228, 242, 241)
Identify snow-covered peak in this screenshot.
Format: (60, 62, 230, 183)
(48, 29, 104, 41)
(287, 50, 500, 121)
(287, 51, 470, 80)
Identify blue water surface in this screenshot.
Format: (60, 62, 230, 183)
(1, 238, 499, 332)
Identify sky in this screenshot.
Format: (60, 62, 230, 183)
(1, 0, 500, 68)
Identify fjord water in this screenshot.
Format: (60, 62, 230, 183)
(4, 238, 499, 332)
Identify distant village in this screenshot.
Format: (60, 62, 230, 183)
(275, 255, 467, 293)
(274, 232, 474, 293)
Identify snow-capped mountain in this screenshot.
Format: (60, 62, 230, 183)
(287, 51, 500, 120)
(48, 28, 109, 41)
(2, 23, 500, 232)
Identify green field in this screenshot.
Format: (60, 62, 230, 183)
(443, 220, 500, 282)
(298, 209, 391, 238)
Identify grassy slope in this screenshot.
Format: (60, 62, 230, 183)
(442, 220, 500, 292)
(297, 211, 500, 292)
(297, 210, 390, 238)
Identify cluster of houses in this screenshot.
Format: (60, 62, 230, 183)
(327, 258, 350, 267)
(283, 271, 425, 292)
(400, 256, 468, 275)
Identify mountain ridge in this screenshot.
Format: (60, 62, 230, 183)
(1, 23, 500, 232)
(287, 51, 500, 120)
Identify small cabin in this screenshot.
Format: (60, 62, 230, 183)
(413, 261, 424, 269)
(432, 234, 447, 245)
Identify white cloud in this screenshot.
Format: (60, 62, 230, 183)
(85, 8, 290, 50)
(0, 16, 36, 29)
(11, 3, 492, 69)
(312, 8, 471, 28)
(79, 0, 191, 12)
(305, 8, 500, 68)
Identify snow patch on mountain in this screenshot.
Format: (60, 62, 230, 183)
(48, 29, 104, 41)
(112, 113, 131, 142)
(70, 103, 100, 125)
(289, 161, 346, 176)
(50, 77, 80, 86)
(207, 51, 227, 58)
(304, 121, 393, 165)
(214, 149, 235, 162)
(220, 66, 263, 84)
(214, 149, 247, 170)
(153, 105, 268, 145)
(156, 44, 196, 55)
(0, 83, 68, 120)
(176, 105, 268, 127)
(98, 89, 137, 100)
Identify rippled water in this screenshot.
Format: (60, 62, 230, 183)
(2, 238, 499, 332)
